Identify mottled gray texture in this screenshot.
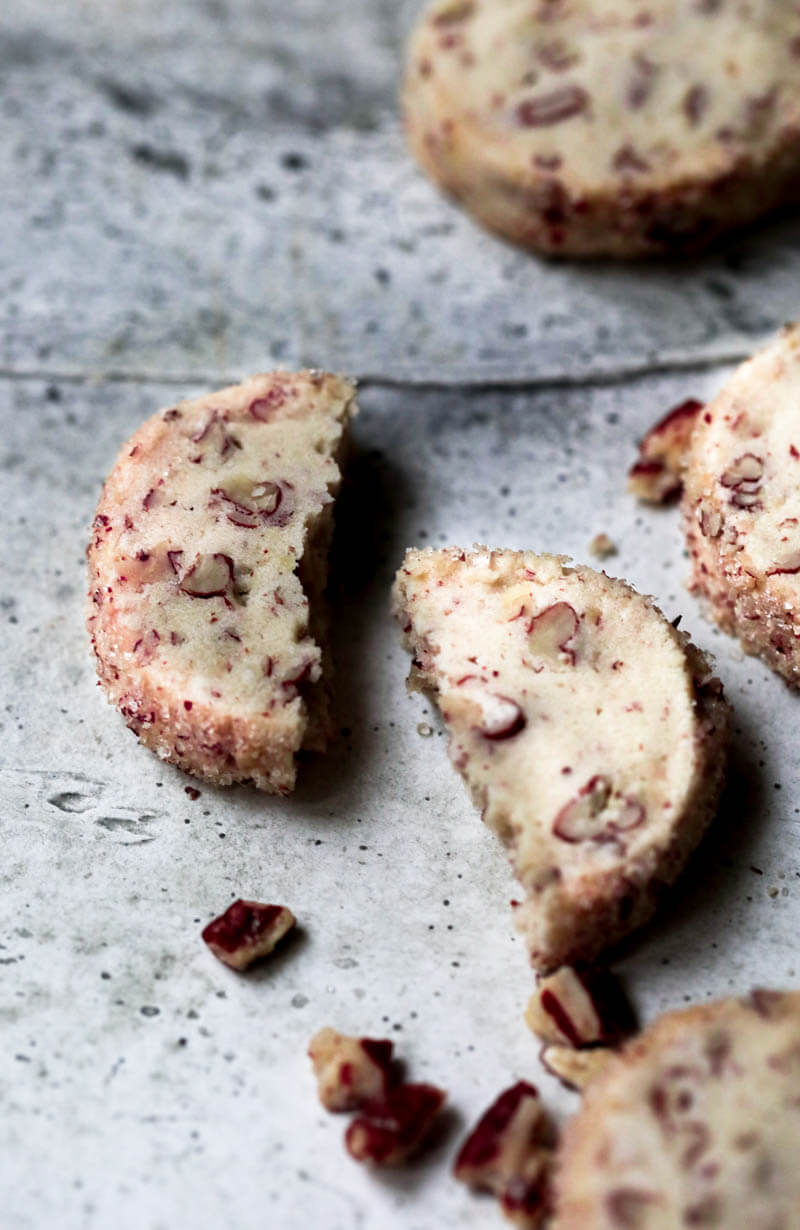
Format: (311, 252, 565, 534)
(3, 371, 800, 1230)
(3, 0, 800, 385)
(2, 2, 800, 1227)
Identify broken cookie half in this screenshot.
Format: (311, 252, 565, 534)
(392, 548, 729, 970)
(88, 371, 357, 793)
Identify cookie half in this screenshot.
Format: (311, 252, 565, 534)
(684, 324, 800, 686)
(392, 548, 728, 970)
(403, 0, 800, 257)
(88, 371, 357, 793)
(552, 989, 800, 1228)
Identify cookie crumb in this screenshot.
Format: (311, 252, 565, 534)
(588, 532, 617, 559)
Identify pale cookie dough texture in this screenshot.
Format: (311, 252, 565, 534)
(684, 324, 800, 687)
(403, 0, 800, 257)
(392, 548, 729, 970)
(87, 371, 357, 793)
(552, 989, 800, 1229)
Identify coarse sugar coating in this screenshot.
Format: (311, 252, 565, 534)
(551, 989, 800, 1229)
(683, 323, 800, 687)
(87, 370, 357, 793)
(403, 0, 800, 257)
(392, 547, 729, 970)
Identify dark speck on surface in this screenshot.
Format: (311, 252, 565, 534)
(140, 1006, 160, 1018)
(98, 78, 159, 116)
(130, 143, 190, 179)
(281, 151, 308, 171)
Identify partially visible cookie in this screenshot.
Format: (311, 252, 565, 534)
(88, 371, 357, 793)
(403, 0, 800, 257)
(552, 989, 800, 1228)
(392, 547, 729, 971)
(684, 324, 800, 687)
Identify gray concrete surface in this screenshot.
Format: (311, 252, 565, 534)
(2, 4, 800, 1229)
(4, 0, 800, 385)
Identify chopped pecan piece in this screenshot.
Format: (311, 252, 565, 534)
(525, 967, 635, 1047)
(628, 399, 703, 503)
(345, 1083, 446, 1164)
(540, 1044, 614, 1091)
(201, 899, 295, 970)
(308, 1027, 395, 1112)
(454, 1081, 554, 1227)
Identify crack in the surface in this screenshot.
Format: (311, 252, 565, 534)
(0, 339, 761, 394)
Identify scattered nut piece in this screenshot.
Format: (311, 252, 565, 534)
(588, 532, 617, 560)
(540, 1044, 614, 1092)
(628, 398, 703, 503)
(525, 967, 635, 1048)
(345, 1082, 446, 1165)
(201, 899, 295, 970)
(454, 1081, 554, 1228)
(308, 1027, 394, 1112)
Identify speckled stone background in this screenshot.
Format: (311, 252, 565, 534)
(3, 3, 800, 1229)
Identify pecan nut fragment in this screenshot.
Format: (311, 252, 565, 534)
(201, 899, 295, 970)
(454, 1081, 554, 1228)
(525, 966, 635, 1047)
(540, 1043, 614, 1091)
(629, 399, 703, 503)
(345, 1083, 446, 1165)
(516, 85, 589, 127)
(308, 1027, 395, 1112)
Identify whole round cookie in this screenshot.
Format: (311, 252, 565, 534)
(403, 0, 800, 257)
(683, 324, 800, 686)
(392, 547, 729, 970)
(552, 989, 800, 1228)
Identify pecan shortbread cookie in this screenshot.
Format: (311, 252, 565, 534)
(88, 371, 357, 792)
(552, 989, 800, 1228)
(684, 324, 800, 686)
(392, 548, 728, 970)
(403, 0, 800, 257)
